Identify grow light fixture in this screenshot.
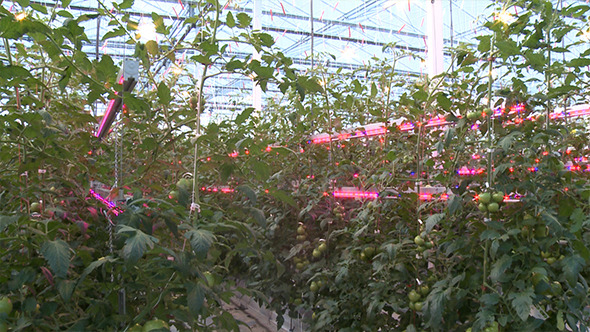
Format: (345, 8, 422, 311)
(200, 186, 235, 193)
(89, 189, 122, 215)
(457, 167, 486, 175)
(95, 58, 139, 140)
(309, 103, 590, 145)
(333, 187, 378, 199)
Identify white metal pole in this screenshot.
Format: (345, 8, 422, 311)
(427, 0, 444, 77)
(252, 0, 262, 112)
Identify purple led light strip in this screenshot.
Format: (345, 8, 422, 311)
(89, 189, 122, 215)
(95, 75, 126, 139)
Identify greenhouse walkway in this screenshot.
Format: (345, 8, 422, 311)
(224, 295, 306, 332)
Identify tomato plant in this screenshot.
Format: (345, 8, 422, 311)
(1, 0, 590, 331)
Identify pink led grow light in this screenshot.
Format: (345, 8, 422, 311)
(457, 167, 486, 175)
(95, 59, 139, 140)
(89, 189, 122, 215)
(333, 188, 378, 199)
(201, 186, 235, 193)
(309, 103, 590, 144)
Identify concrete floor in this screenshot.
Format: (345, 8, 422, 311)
(226, 295, 306, 332)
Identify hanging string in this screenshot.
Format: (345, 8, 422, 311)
(449, 0, 455, 72)
(189, 1, 209, 218)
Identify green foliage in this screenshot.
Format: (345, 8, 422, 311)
(1, 0, 590, 331)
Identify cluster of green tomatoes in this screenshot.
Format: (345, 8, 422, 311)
(477, 191, 505, 213)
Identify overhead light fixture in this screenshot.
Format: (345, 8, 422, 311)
(14, 12, 27, 21)
(95, 58, 139, 140)
(137, 20, 157, 43)
(496, 11, 515, 25)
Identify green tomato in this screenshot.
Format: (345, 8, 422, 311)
(419, 285, 429, 296)
(425, 241, 434, 249)
(296, 235, 306, 242)
(414, 235, 425, 246)
(128, 323, 143, 332)
(296, 262, 304, 270)
(408, 290, 421, 302)
(312, 249, 322, 258)
(176, 178, 192, 190)
(520, 226, 530, 238)
(360, 252, 367, 261)
(478, 203, 488, 212)
(413, 301, 423, 311)
(535, 225, 548, 238)
(318, 243, 328, 253)
(487, 202, 500, 213)
(142, 319, 169, 332)
(408, 301, 415, 310)
(309, 282, 318, 293)
(168, 190, 178, 200)
(203, 271, 215, 287)
(479, 192, 491, 204)
(551, 281, 562, 296)
(492, 191, 505, 203)
(490, 321, 499, 332)
(532, 272, 549, 286)
(0, 297, 12, 315)
(466, 111, 481, 121)
(297, 225, 306, 235)
(541, 251, 551, 259)
(364, 246, 376, 257)
(30, 202, 41, 213)
(546, 257, 556, 265)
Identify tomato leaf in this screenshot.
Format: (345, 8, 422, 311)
(424, 213, 445, 233)
(226, 11, 236, 28)
(157, 81, 171, 105)
(236, 12, 252, 28)
(78, 256, 117, 285)
(508, 288, 533, 321)
(187, 283, 205, 316)
(248, 207, 267, 228)
(490, 254, 512, 283)
(447, 195, 461, 214)
(0, 214, 19, 232)
(234, 107, 254, 125)
(236, 185, 257, 204)
(557, 310, 565, 331)
(572, 240, 590, 263)
(40, 240, 71, 279)
(118, 225, 158, 263)
(561, 255, 585, 286)
(57, 280, 76, 302)
(480, 293, 500, 306)
(424, 286, 446, 328)
(184, 228, 215, 257)
(268, 188, 297, 208)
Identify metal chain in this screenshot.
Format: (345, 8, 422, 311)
(114, 124, 119, 189)
(105, 211, 115, 283)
